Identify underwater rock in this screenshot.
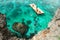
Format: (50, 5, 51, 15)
(13, 22, 28, 35)
(26, 20, 32, 25)
(0, 13, 6, 28)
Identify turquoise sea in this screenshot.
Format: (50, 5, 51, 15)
(0, 0, 60, 38)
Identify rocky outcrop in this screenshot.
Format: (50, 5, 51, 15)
(0, 13, 6, 28)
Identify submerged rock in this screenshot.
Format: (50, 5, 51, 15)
(13, 22, 28, 35)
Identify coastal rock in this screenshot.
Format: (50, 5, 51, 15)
(0, 13, 6, 28)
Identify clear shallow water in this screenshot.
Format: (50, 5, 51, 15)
(0, 0, 60, 38)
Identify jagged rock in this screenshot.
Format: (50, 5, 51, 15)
(0, 33, 3, 40)
(0, 13, 6, 28)
(8, 36, 19, 40)
(0, 28, 13, 40)
(55, 9, 60, 27)
(54, 9, 60, 20)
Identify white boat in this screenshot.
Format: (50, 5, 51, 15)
(29, 3, 44, 14)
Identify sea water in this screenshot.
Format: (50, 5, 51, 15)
(0, 0, 60, 38)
